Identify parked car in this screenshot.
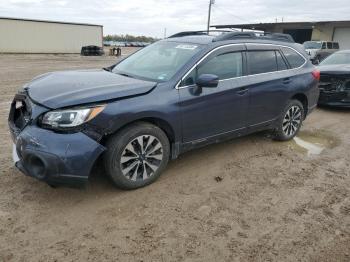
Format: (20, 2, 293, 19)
(9, 31, 319, 189)
(317, 50, 350, 107)
(303, 41, 340, 64)
(103, 41, 112, 47)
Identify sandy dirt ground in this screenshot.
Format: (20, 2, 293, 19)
(0, 53, 349, 262)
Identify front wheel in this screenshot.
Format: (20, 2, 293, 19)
(104, 122, 170, 190)
(273, 100, 304, 141)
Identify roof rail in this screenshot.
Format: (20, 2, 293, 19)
(168, 30, 233, 38)
(168, 30, 295, 43)
(213, 32, 257, 42)
(262, 32, 294, 43)
(212, 32, 295, 43)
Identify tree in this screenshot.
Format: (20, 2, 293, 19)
(103, 34, 158, 43)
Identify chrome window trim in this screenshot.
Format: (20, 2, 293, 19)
(175, 43, 307, 90)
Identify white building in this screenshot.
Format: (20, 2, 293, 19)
(0, 17, 103, 53)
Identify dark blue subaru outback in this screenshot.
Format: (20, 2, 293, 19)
(8, 32, 320, 189)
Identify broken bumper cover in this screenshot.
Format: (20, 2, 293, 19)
(318, 90, 350, 107)
(13, 126, 105, 186)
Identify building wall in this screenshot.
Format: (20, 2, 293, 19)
(0, 18, 103, 53)
(261, 22, 350, 48)
(311, 24, 334, 41)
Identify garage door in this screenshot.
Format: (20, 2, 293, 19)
(333, 28, 350, 50)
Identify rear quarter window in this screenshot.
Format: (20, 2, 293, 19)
(333, 42, 339, 49)
(281, 47, 306, 69)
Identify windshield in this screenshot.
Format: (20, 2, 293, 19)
(303, 41, 322, 49)
(112, 41, 203, 82)
(320, 52, 350, 65)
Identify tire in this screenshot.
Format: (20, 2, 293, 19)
(273, 100, 305, 141)
(103, 122, 170, 190)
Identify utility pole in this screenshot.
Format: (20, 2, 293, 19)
(164, 28, 167, 39)
(207, 0, 215, 34)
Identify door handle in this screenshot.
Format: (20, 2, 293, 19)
(236, 87, 248, 95)
(283, 77, 292, 84)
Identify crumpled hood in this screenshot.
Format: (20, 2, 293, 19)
(318, 64, 350, 75)
(26, 69, 157, 109)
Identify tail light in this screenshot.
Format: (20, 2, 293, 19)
(312, 70, 320, 81)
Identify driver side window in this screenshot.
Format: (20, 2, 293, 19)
(180, 51, 243, 87)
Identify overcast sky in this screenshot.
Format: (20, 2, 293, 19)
(0, 0, 349, 38)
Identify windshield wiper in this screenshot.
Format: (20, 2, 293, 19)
(103, 66, 112, 72)
(116, 72, 135, 78)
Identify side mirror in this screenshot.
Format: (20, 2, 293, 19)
(196, 74, 219, 88)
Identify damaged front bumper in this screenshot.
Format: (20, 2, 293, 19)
(12, 126, 105, 187)
(8, 92, 105, 187)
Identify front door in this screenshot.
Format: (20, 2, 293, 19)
(178, 44, 248, 143)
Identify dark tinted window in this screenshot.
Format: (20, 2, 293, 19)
(333, 42, 339, 49)
(276, 51, 288, 70)
(247, 51, 277, 74)
(327, 42, 332, 49)
(180, 52, 243, 86)
(198, 52, 243, 80)
(322, 42, 326, 49)
(281, 47, 305, 68)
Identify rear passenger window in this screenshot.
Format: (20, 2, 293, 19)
(247, 51, 277, 74)
(281, 47, 305, 68)
(276, 51, 288, 70)
(333, 42, 339, 49)
(327, 42, 332, 49)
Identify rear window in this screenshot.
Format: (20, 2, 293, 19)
(333, 42, 340, 49)
(247, 51, 277, 74)
(281, 47, 305, 68)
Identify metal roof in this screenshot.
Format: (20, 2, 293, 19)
(0, 16, 103, 27)
(213, 20, 350, 30)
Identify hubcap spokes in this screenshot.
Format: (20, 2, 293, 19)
(120, 135, 163, 181)
(282, 106, 302, 136)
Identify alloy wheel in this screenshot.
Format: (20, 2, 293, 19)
(120, 135, 163, 181)
(282, 105, 302, 137)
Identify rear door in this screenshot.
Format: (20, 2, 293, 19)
(243, 44, 291, 127)
(178, 44, 248, 143)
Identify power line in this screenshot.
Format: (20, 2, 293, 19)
(212, 5, 251, 24)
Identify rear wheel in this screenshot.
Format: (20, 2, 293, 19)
(104, 122, 170, 189)
(273, 100, 304, 141)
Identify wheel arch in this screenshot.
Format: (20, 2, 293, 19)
(291, 93, 308, 119)
(100, 117, 176, 148)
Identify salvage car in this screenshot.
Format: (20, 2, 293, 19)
(303, 41, 339, 64)
(8, 31, 320, 189)
(318, 50, 350, 107)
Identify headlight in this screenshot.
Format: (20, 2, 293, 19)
(41, 105, 105, 128)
